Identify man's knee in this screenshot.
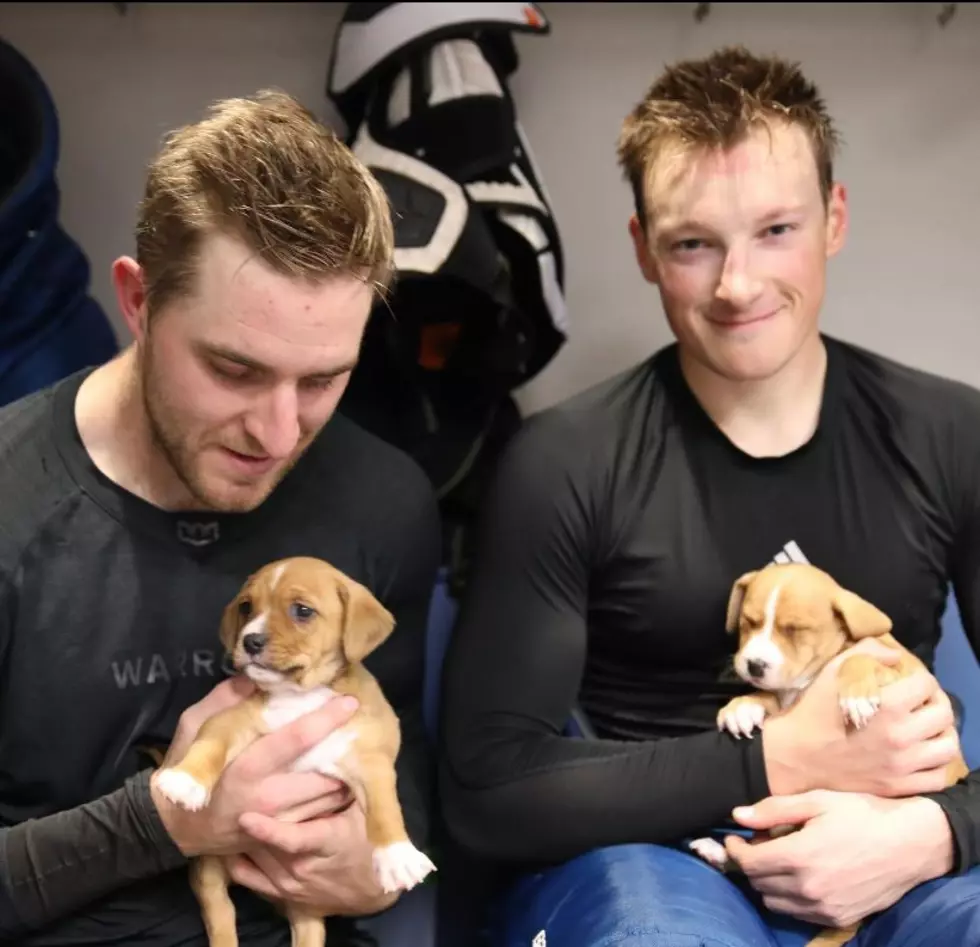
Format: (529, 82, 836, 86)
(494, 843, 779, 947)
(864, 868, 980, 946)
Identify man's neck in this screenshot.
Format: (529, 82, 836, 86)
(75, 347, 194, 510)
(679, 334, 829, 459)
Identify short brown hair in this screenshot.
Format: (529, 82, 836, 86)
(135, 89, 394, 315)
(617, 46, 840, 224)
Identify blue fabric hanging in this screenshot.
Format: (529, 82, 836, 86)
(0, 36, 118, 409)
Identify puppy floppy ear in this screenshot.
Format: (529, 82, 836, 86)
(219, 595, 246, 655)
(726, 571, 759, 632)
(832, 588, 892, 639)
(337, 578, 396, 664)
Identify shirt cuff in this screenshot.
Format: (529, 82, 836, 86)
(921, 788, 973, 875)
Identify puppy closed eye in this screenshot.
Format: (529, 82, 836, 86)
(289, 602, 316, 623)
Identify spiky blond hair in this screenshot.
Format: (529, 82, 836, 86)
(136, 89, 394, 315)
(618, 46, 840, 224)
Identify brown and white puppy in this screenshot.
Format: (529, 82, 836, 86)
(689, 561, 967, 947)
(154, 556, 436, 947)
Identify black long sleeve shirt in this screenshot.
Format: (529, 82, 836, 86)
(0, 368, 441, 945)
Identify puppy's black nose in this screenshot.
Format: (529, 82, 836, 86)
(242, 632, 267, 657)
(746, 658, 769, 680)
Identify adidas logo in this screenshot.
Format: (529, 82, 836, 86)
(771, 540, 809, 566)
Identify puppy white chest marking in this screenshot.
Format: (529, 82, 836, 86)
(261, 687, 359, 779)
(262, 686, 334, 729)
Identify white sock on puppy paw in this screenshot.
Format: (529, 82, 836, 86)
(689, 836, 732, 870)
(719, 701, 767, 739)
(372, 841, 436, 893)
(155, 769, 210, 811)
(840, 695, 880, 729)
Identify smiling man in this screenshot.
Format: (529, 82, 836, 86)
(0, 91, 440, 946)
(440, 46, 980, 946)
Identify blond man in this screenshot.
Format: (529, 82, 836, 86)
(441, 46, 980, 945)
(0, 91, 439, 946)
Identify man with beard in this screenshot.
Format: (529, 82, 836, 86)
(0, 90, 440, 947)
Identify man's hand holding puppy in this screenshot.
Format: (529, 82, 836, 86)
(761, 637, 961, 799)
(150, 677, 392, 914)
(725, 791, 955, 928)
(730, 637, 962, 926)
(231, 792, 400, 916)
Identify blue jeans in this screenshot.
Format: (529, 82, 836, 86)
(495, 840, 980, 946)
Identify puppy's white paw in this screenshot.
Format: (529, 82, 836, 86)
(156, 768, 210, 811)
(689, 837, 732, 871)
(372, 841, 436, 893)
(841, 695, 880, 730)
(718, 700, 768, 739)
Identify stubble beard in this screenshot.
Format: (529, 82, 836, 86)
(139, 358, 299, 514)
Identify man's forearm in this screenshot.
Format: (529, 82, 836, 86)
(902, 796, 957, 884)
(0, 769, 186, 939)
(441, 725, 770, 865)
(760, 712, 815, 796)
